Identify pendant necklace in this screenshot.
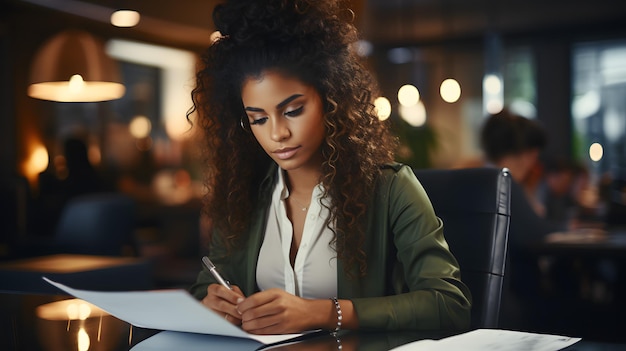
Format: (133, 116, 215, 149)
(290, 196, 310, 212)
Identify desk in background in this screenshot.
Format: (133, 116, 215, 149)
(0, 254, 153, 294)
(525, 229, 626, 342)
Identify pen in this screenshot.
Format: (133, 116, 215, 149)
(202, 256, 233, 290)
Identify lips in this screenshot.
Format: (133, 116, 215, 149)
(273, 146, 300, 160)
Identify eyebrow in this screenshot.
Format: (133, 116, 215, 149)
(244, 94, 303, 112)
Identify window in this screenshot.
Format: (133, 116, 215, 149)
(572, 40, 626, 177)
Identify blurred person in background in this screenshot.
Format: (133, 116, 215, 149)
(35, 136, 110, 237)
(480, 109, 567, 330)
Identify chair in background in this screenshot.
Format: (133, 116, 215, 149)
(413, 167, 511, 329)
(54, 193, 137, 256)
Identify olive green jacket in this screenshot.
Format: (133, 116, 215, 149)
(190, 163, 472, 331)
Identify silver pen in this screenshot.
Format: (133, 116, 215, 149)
(202, 256, 233, 290)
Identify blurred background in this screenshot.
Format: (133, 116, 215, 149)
(1, 0, 626, 343)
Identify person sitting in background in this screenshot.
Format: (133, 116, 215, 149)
(35, 136, 109, 237)
(535, 157, 585, 225)
(188, 0, 471, 334)
(480, 108, 547, 185)
(479, 109, 565, 330)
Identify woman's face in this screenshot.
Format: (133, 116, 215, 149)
(241, 70, 326, 173)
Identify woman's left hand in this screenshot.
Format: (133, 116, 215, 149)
(236, 288, 327, 334)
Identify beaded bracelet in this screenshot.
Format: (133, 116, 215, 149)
(330, 297, 342, 333)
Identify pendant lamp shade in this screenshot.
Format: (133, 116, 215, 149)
(28, 30, 125, 102)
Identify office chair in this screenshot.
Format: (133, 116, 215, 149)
(54, 193, 137, 256)
(413, 167, 511, 329)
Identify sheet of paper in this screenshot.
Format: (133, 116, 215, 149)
(391, 329, 581, 351)
(130, 331, 264, 351)
(131, 330, 318, 351)
(43, 277, 302, 345)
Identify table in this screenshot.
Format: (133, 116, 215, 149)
(523, 229, 626, 342)
(0, 254, 153, 294)
(2, 291, 626, 351)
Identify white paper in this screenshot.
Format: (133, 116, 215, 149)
(130, 330, 308, 351)
(130, 331, 264, 351)
(391, 329, 581, 351)
(43, 277, 302, 345)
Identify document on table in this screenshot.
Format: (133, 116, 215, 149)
(43, 277, 303, 346)
(390, 329, 581, 351)
(129, 330, 310, 351)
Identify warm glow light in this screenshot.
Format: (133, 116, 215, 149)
(78, 303, 91, 321)
(374, 96, 392, 121)
(397, 84, 420, 106)
(22, 142, 49, 189)
(107, 39, 196, 140)
(65, 301, 91, 320)
(78, 327, 90, 351)
(68, 74, 85, 93)
(66, 302, 79, 320)
(88, 143, 101, 166)
(399, 101, 427, 127)
(484, 74, 502, 94)
(28, 30, 125, 102)
(129, 115, 152, 139)
(29, 145, 49, 175)
(440, 79, 461, 103)
(110, 10, 141, 27)
(589, 142, 603, 162)
(37, 299, 106, 321)
(28, 81, 125, 102)
(484, 73, 504, 115)
(486, 99, 504, 114)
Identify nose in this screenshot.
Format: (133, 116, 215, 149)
(270, 117, 290, 142)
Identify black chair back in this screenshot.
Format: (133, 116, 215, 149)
(413, 167, 511, 329)
(55, 193, 136, 256)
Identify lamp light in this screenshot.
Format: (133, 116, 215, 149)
(28, 29, 125, 102)
(111, 9, 141, 27)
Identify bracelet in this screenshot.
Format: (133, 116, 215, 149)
(334, 332, 343, 350)
(330, 297, 342, 333)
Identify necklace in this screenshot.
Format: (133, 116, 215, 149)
(290, 196, 310, 212)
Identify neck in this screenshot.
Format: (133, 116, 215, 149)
(284, 167, 321, 196)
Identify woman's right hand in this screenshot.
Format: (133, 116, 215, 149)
(202, 284, 245, 325)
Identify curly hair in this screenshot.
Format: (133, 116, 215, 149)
(189, 0, 397, 276)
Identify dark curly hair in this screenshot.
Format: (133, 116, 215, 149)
(189, 0, 397, 276)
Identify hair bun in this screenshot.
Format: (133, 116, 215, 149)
(212, 0, 350, 48)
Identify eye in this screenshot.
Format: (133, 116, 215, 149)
(285, 106, 303, 117)
(250, 116, 268, 125)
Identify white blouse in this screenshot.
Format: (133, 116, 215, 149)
(256, 169, 338, 299)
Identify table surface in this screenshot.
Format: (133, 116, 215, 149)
(2, 292, 626, 351)
(0, 254, 154, 294)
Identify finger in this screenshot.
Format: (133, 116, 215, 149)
(231, 285, 244, 297)
(203, 284, 243, 319)
(236, 289, 277, 314)
(224, 313, 242, 326)
(210, 284, 243, 304)
(241, 313, 281, 334)
(240, 299, 282, 322)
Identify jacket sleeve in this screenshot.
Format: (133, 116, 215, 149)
(189, 229, 227, 300)
(351, 166, 472, 331)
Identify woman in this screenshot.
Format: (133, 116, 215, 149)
(189, 0, 471, 334)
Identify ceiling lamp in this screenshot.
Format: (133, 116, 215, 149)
(440, 78, 461, 103)
(27, 30, 125, 102)
(110, 9, 141, 27)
